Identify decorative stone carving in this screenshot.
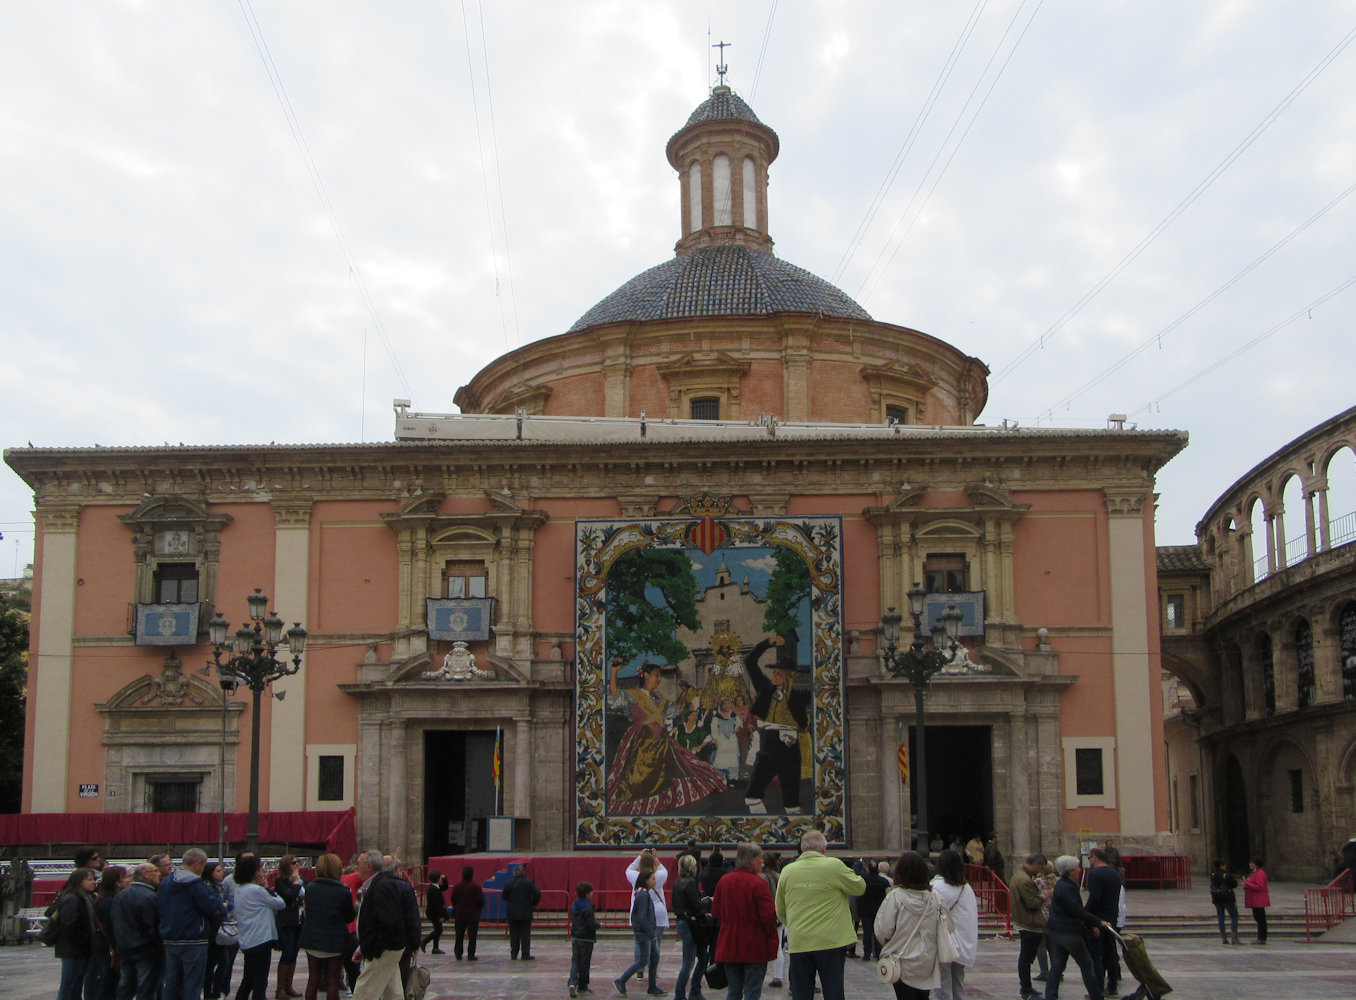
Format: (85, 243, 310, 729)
(423, 641, 491, 681)
(141, 654, 205, 706)
(669, 492, 737, 516)
(938, 644, 988, 675)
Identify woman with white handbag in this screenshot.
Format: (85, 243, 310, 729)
(928, 850, 978, 1000)
(873, 851, 956, 999)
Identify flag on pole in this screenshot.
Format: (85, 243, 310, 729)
(493, 726, 502, 789)
(897, 740, 908, 784)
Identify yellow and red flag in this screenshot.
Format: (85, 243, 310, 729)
(897, 741, 909, 784)
(493, 726, 502, 789)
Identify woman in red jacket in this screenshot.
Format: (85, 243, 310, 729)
(1242, 857, 1270, 945)
(711, 844, 778, 1000)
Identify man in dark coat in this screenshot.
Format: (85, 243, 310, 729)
(1085, 847, 1124, 996)
(353, 851, 420, 1000)
(983, 833, 1006, 881)
(450, 865, 485, 961)
(112, 863, 164, 1000)
(742, 634, 811, 814)
(501, 863, 542, 960)
(857, 860, 890, 961)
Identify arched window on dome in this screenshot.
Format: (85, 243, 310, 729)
(743, 157, 757, 231)
(688, 161, 702, 234)
(713, 154, 732, 226)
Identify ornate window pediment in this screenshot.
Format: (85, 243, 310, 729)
(860, 361, 938, 424)
(657, 352, 751, 420)
(118, 494, 231, 623)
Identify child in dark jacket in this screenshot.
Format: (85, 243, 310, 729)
(568, 881, 600, 996)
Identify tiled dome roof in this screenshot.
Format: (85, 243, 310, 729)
(568, 245, 872, 332)
(665, 86, 779, 163)
(683, 88, 764, 128)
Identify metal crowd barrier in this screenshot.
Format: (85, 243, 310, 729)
(1304, 869, 1354, 943)
(964, 863, 1013, 938)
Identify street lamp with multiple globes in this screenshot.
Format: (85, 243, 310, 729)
(880, 582, 964, 851)
(208, 589, 307, 854)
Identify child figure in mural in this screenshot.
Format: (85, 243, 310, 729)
(675, 708, 714, 761)
(710, 699, 742, 785)
(607, 658, 726, 814)
(742, 635, 812, 814)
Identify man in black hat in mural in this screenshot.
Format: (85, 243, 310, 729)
(742, 634, 812, 814)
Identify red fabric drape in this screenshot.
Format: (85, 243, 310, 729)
(0, 809, 356, 857)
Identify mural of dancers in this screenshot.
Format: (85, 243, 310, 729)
(605, 657, 726, 814)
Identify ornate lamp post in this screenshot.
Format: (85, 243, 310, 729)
(880, 583, 964, 850)
(208, 589, 307, 854)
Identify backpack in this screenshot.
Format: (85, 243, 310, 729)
(39, 896, 63, 946)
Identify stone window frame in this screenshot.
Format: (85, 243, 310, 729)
(1062, 736, 1116, 809)
(658, 352, 750, 421)
(306, 744, 356, 809)
(860, 361, 936, 426)
(118, 495, 232, 625)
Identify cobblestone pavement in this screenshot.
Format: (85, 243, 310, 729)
(1, 929, 1352, 1000)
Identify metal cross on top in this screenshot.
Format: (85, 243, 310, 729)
(713, 39, 731, 85)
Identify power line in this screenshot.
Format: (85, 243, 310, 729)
(857, 0, 1043, 304)
(990, 23, 1356, 386)
(476, 1, 520, 347)
(235, 0, 414, 402)
(748, 0, 779, 101)
(1130, 274, 1356, 417)
(460, 0, 513, 351)
(830, 0, 989, 286)
(1031, 180, 1356, 423)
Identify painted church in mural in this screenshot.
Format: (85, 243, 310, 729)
(7, 83, 1189, 861)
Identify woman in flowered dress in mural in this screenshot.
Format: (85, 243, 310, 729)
(607, 657, 726, 814)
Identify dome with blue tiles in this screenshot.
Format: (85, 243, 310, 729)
(568, 245, 872, 331)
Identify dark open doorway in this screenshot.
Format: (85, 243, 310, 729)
(424, 730, 498, 857)
(1222, 754, 1250, 872)
(908, 724, 994, 846)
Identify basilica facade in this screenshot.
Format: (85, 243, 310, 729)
(7, 86, 1185, 862)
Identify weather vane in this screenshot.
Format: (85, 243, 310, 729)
(713, 40, 730, 86)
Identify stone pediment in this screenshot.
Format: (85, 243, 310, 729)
(100, 659, 229, 710)
(393, 491, 447, 517)
(965, 483, 1017, 507)
(883, 485, 928, 510)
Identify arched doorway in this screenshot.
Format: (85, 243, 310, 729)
(1222, 755, 1250, 872)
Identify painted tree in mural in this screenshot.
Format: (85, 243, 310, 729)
(763, 546, 811, 663)
(605, 548, 699, 666)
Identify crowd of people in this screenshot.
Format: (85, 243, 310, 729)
(44, 845, 433, 1000)
(51, 833, 1289, 1000)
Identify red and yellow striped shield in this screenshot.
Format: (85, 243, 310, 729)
(689, 516, 727, 555)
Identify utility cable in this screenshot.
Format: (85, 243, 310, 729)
(1130, 274, 1356, 417)
(1032, 180, 1356, 423)
(830, 0, 988, 285)
(477, 1, 521, 347)
(748, 0, 778, 101)
(460, 0, 513, 351)
(857, 0, 1043, 304)
(235, 0, 414, 401)
(990, 23, 1356, 386)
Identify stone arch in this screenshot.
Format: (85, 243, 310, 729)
(1324, 444, 1356, 547)
(1278, 470, 1308, 568)
(1256, 733, 1323, 878)
(1245, 495, 1267, 583)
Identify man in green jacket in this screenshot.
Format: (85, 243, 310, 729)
(773, 829, 864, 1000)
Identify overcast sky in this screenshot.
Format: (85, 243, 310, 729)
(3, 1, 1354, 576)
